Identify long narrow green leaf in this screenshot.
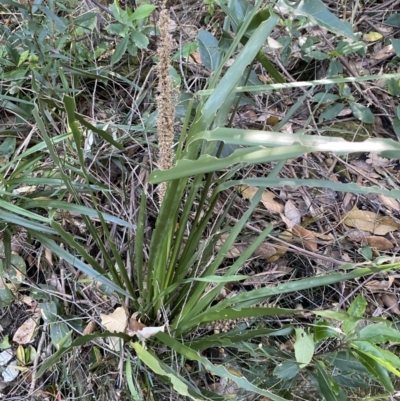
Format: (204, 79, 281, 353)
(35, 232, 132, 299)
(157, 332, 289, 401)
(187, 263, 400, 326)
(131, 342, 196, 400)
(21, 199, 134, 228)
(197, 73, 400, 95)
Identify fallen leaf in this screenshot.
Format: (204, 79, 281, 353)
(342, 206, 400, 235)
(380, 294, 400, 315)
(285, 200, 301, 225)
(13, 316, 39, 344)
(378, 194, 400, 210)
(83, 321, 97, 335)
(372, 44, 394, 60)
(216, 234, 276, 260)
(100, 307, 127, 334)
(363, 31, 383, 41)
(126, 315, 165, 339)
(292, 225, 318, 252)
(240, 185, 283, 214)
(363, 236, 393, 250)
(366, 152, 391, 168)
(365, 279, 394, 291)
(100, 307, 128, 352)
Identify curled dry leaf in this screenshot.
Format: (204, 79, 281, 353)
(363, 236, 394, 250)
(240, 185, 283, 214)
(292, 225, 318, 252)
(366, 152, 391, 168)
(126, 315, 165, 339)
(284, 200, 301, 225)
(342, 206, 400, 235)
(378, 194, 400, 210)
(380, 294, 400, 315)
(365, 278, 394, 292)
(13, 315, 40, 345)
(83, 321, 97, 335)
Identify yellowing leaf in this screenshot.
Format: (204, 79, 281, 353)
(100, 307, 127, 333)
(342, 206, 400, 235)
(363, 32, 383, 41)
(240, 185, 283, 213)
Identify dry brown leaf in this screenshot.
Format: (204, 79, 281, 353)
(292, 225, 318, 252)
(381, 294, 400, 315)
(378, 194, 400, 210)
(100, 307, 127, 333)
(365, 279, 394, 291)
(372, 44, 395, 60)
(342, 206, 400, 235)
(363, 236, 394, 250)
(366, 152, 391, 168)
(240, 185, 283, 214)
(13, 316, 39, 344)
(284, 200, 301, 225)
(216, 234, 276, 260)
(126, 315, 165, 339)
(83, 321, 97, 335)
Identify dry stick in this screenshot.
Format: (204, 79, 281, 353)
(29, 330, 47, 395)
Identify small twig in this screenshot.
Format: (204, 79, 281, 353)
(88, 0, 112, 15)
(29, 329, 47, 395)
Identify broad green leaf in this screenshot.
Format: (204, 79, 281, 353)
(50, 322, 72, 349)
(316, 361, 348, 401)
(294, 328, 314, 368)
(393, 117, 400, 141)
(0, 138, 15, 158)
(314, 321, 340, 342)
(358, 324, 400, 344)
(0, 335, 11, 350)
(352, 349, 393, 392)
(131, 30, 149, 49)
(312, 92, 340, 103)
(273, 360, 300, 380)
(0, 286, 14, 308)
(111, 36, 129, 65)
(105, 23, 126, 36)
(278, 0, 356, 39)
(394, 39, 400, 57)
(351, 341, 400, 375)
(384, 13, 400, 27)
(131, 342, 194, 399)
(197, 30, 223, 71)
(319, 102, 345, 122)
(349, 102, 375, 123)
(130, 4, 156, 20)
(343, 295, 367, 335)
